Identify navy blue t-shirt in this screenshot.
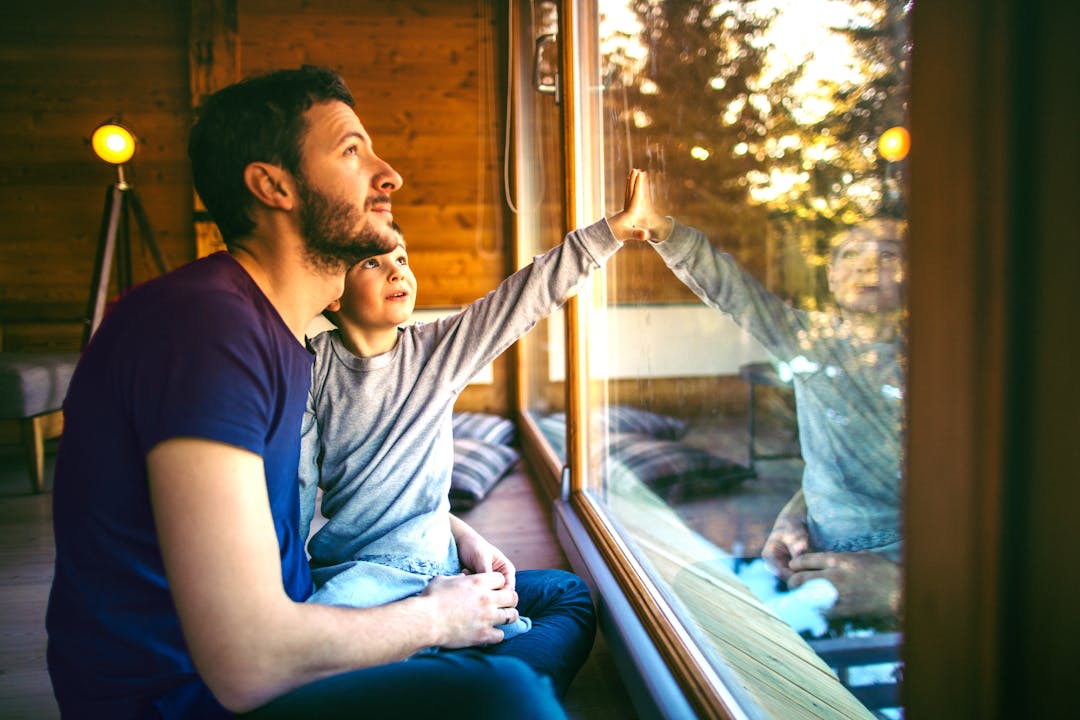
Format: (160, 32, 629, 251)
(46, 252, 315, 718)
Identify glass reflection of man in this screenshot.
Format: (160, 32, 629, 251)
(639, 173, 904, 622)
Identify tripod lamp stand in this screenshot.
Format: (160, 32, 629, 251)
(83, 121, 170, 347)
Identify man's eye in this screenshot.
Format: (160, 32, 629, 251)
(345, 145, 358, 156)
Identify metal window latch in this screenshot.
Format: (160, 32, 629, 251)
(534, 33, 561, 104)
(561, 464, 571, 500)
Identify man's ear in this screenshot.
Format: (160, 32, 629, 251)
(243, 162, 295, 211)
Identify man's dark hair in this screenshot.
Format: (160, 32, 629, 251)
(188, 65, 355, 245)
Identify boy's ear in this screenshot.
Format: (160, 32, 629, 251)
(243, 162, 295, 211)
(325, 298, 342, 313)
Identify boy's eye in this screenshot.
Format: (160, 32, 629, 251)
(362, 259, 379, 269)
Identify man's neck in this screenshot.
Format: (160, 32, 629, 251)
(229, 236, 345, 344)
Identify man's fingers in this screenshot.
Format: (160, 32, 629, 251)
(787, 552, 832, 573)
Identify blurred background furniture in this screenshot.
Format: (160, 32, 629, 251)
(739, 361, 802, 472)
(0, 352, 79, 493)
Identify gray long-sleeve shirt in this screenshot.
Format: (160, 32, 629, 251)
(299, 218, 623, 607)
(651, 221, 902, 559)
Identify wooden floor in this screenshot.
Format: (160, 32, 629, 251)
(0, 443, 636, 720)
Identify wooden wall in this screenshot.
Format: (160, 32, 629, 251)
(0, 0, 512, 413)
(0, 0, 194, 351)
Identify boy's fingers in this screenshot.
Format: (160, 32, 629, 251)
(629, 170, 649, 214)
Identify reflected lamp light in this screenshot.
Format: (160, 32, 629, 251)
(878, 126, 911, 162)
(91, 122, 136, 165)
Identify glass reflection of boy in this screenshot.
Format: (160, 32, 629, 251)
(635, 172, 904, 622)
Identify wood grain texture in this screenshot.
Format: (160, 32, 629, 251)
(0, 1, 513, 403)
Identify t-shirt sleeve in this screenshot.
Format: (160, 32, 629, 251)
(125, 290, 277, 458)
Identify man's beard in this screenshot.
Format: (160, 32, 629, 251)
(295, 174, 397, 273)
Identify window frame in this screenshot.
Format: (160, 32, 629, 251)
(512, 0, 1048, 717)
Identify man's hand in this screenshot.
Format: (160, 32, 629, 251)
(421, 572, 520, 647)
(607, 169, 673, 243)
(787, 551, 902, 620)
(760, 490, 810, 581)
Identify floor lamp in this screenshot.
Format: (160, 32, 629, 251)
(83, 121, 170, 347)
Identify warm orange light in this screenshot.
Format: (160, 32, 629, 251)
(91, 123, 136, 165)
(878, 126, 910, 162)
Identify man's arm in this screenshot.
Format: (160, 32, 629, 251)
(149, 438, 517, 712)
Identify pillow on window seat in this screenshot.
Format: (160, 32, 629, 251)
(606, 404, 688, 440)
(451, 411, 516, 446)
(546, 404, 688, 441)
(605, 433, 755, 501)
(449, 438, 521, 511)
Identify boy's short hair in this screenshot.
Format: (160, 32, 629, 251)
(389, 221, 405, 245)
(188, 65, 355, 246)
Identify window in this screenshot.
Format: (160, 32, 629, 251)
(513, 0, 571, 491)
(516, 1, 911, 717)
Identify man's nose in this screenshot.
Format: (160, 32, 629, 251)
(374, 157, 403, 192)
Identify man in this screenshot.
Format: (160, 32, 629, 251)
(46, 66, 576, 719)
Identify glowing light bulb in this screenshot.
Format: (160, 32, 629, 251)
(878, 126, 910, 162)
(91, 123, 136, 165)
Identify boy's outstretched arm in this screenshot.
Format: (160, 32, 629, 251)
(607, 169, 674, 243)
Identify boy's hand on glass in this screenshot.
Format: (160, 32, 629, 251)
(608, 169, 672, 243)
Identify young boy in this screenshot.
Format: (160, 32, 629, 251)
(299, 170, 656, 696)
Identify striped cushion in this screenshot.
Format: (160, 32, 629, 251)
(605, 433, 755, 497)
(606, 405, 688, 440)
(449, 438, 520, 510)
(546, 405, 688, 441)
(451, 412, 515, 446)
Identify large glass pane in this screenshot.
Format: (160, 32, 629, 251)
(513, 0, 571, 468)
(575, 1, 911, 716)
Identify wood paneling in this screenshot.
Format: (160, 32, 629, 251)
(0, 0, 193, 351)
(239, 0, 512, 326)
(1, 2, 514, 414)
